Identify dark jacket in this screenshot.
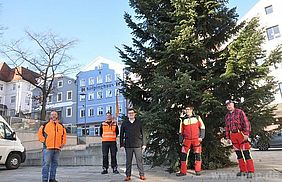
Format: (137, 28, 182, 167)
(120, 118, 145, 148)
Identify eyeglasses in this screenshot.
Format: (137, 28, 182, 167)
(128, 112, 135, 114)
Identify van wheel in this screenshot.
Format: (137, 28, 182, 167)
(258, 143, 269, 151)
(5, 153, 21, 169)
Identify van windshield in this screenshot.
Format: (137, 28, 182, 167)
(0, 122, 13, 139)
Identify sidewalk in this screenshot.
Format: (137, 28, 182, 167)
(1, 149, 281, 182)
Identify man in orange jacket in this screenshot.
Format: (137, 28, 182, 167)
(100, 112, 119, 174)
(38, 111, 66, 182)
(177, 105, 205, 176)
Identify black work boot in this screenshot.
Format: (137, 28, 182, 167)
(176, 172, 186, 176)
(49, 179, 58, 182)
(113, 167, 119, 174)
(236, 172, 247, 177)
(247, 172, 254, 178)
(195, 171, 201, 176)
(101, 168, 108, 174)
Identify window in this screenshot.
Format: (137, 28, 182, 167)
(80, 94, 86, 101)
(57, 92, 62, 102)
(80, 79, 86, 87)
(116, 74, 121, 80)
(66, 107, 72, 117)
(89, 77, 95, 85)
(98, 64, 103, 70)
(0, 122, 13, 140)
(0, 96, 2, 104)
(97, 90, 103, 99)
(89, 108, 94, 117)
(88, 93, 94, 100)
(115, 89, 121, 96)
(57, 80, 63, 88)
(97, 107, 103, 116)
(97, 75, 103, 84)
(0, 122, 5, 139)
(67, 91, 72, 100)
(106, 89, 112, 98)
(12, 84, 16, 90)
(266, 25, 281, 40)
(106, 105, 113, 114)
(105, 74, 112, 82)
(25, 96, 30, 105)
(81, 87, 86, 92)
(80, 109, 85, 118)
(47, 94, 53, 103)
(0, 84, 3, 91)
(265, 5, 273, 15)
(10, 96, 16, 104)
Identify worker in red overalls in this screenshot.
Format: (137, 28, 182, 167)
(225, 100, 255, 178)
(177, 105, 205, 176)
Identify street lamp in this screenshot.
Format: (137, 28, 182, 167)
(80, 92, 87, 144)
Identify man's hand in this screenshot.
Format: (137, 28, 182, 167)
(198, 138, 203, 142)
(243, 134, 249, 141)
(226, 139, 232, 145)
(178, 134, 183, 145)
(180, 112, 185, 118)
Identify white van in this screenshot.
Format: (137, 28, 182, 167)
(0, 115, 26, 169)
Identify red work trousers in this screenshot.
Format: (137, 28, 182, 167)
(180, 139, 202, 174)
(230, 132, 255, 173)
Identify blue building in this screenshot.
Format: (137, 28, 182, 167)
(76, 57, 126, 136)
(32, 75, 77, 127)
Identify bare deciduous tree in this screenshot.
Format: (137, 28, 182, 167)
(1, 30, 78, 120)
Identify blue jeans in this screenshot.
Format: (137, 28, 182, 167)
(42, 149, 60, 181)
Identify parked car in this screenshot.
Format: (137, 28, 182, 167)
(0, 115, 26, 169)
(252, 129, 282, 151)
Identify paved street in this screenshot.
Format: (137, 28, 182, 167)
(1, 149, 282, 182)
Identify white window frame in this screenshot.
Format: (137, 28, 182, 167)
(105, 74, 112, 82)
(97, 75, 103, 84)
(10, 96, 16, 103)
(12, 84, 16, 90)
(115, 89, 121, 96)
(88, 108, 94, 117)
(80, 94, 86, 101)
(0, 84, 3, 91)
(88, 93, 94, 100)
(47, 94, 53, 103)
(80, 109, 85, 118)
(89, 77, 95, 85)
(57, 80, 63, 88)
(0, 96, 2, 104)
(97, 107, 103, 116)
(80, 79, 86, 87)
(106, 105, 113, 114)
(98, 64, 103, 70)
(97, 90, 103, 99)
(266, 25, 281, 40)
(106, 89, 112, 98)
(57, 92, 63, 102)
(265, 5, 273, 15)
(67, 91, 72, 101)
(66, 107, 72, 117)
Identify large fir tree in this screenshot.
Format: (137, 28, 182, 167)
(118, 0, 282, 170)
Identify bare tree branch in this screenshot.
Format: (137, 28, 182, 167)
(0, 30, 79, 120)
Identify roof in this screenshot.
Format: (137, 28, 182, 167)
(0, 62, 40, 84)
(80, 56, 125, 75)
